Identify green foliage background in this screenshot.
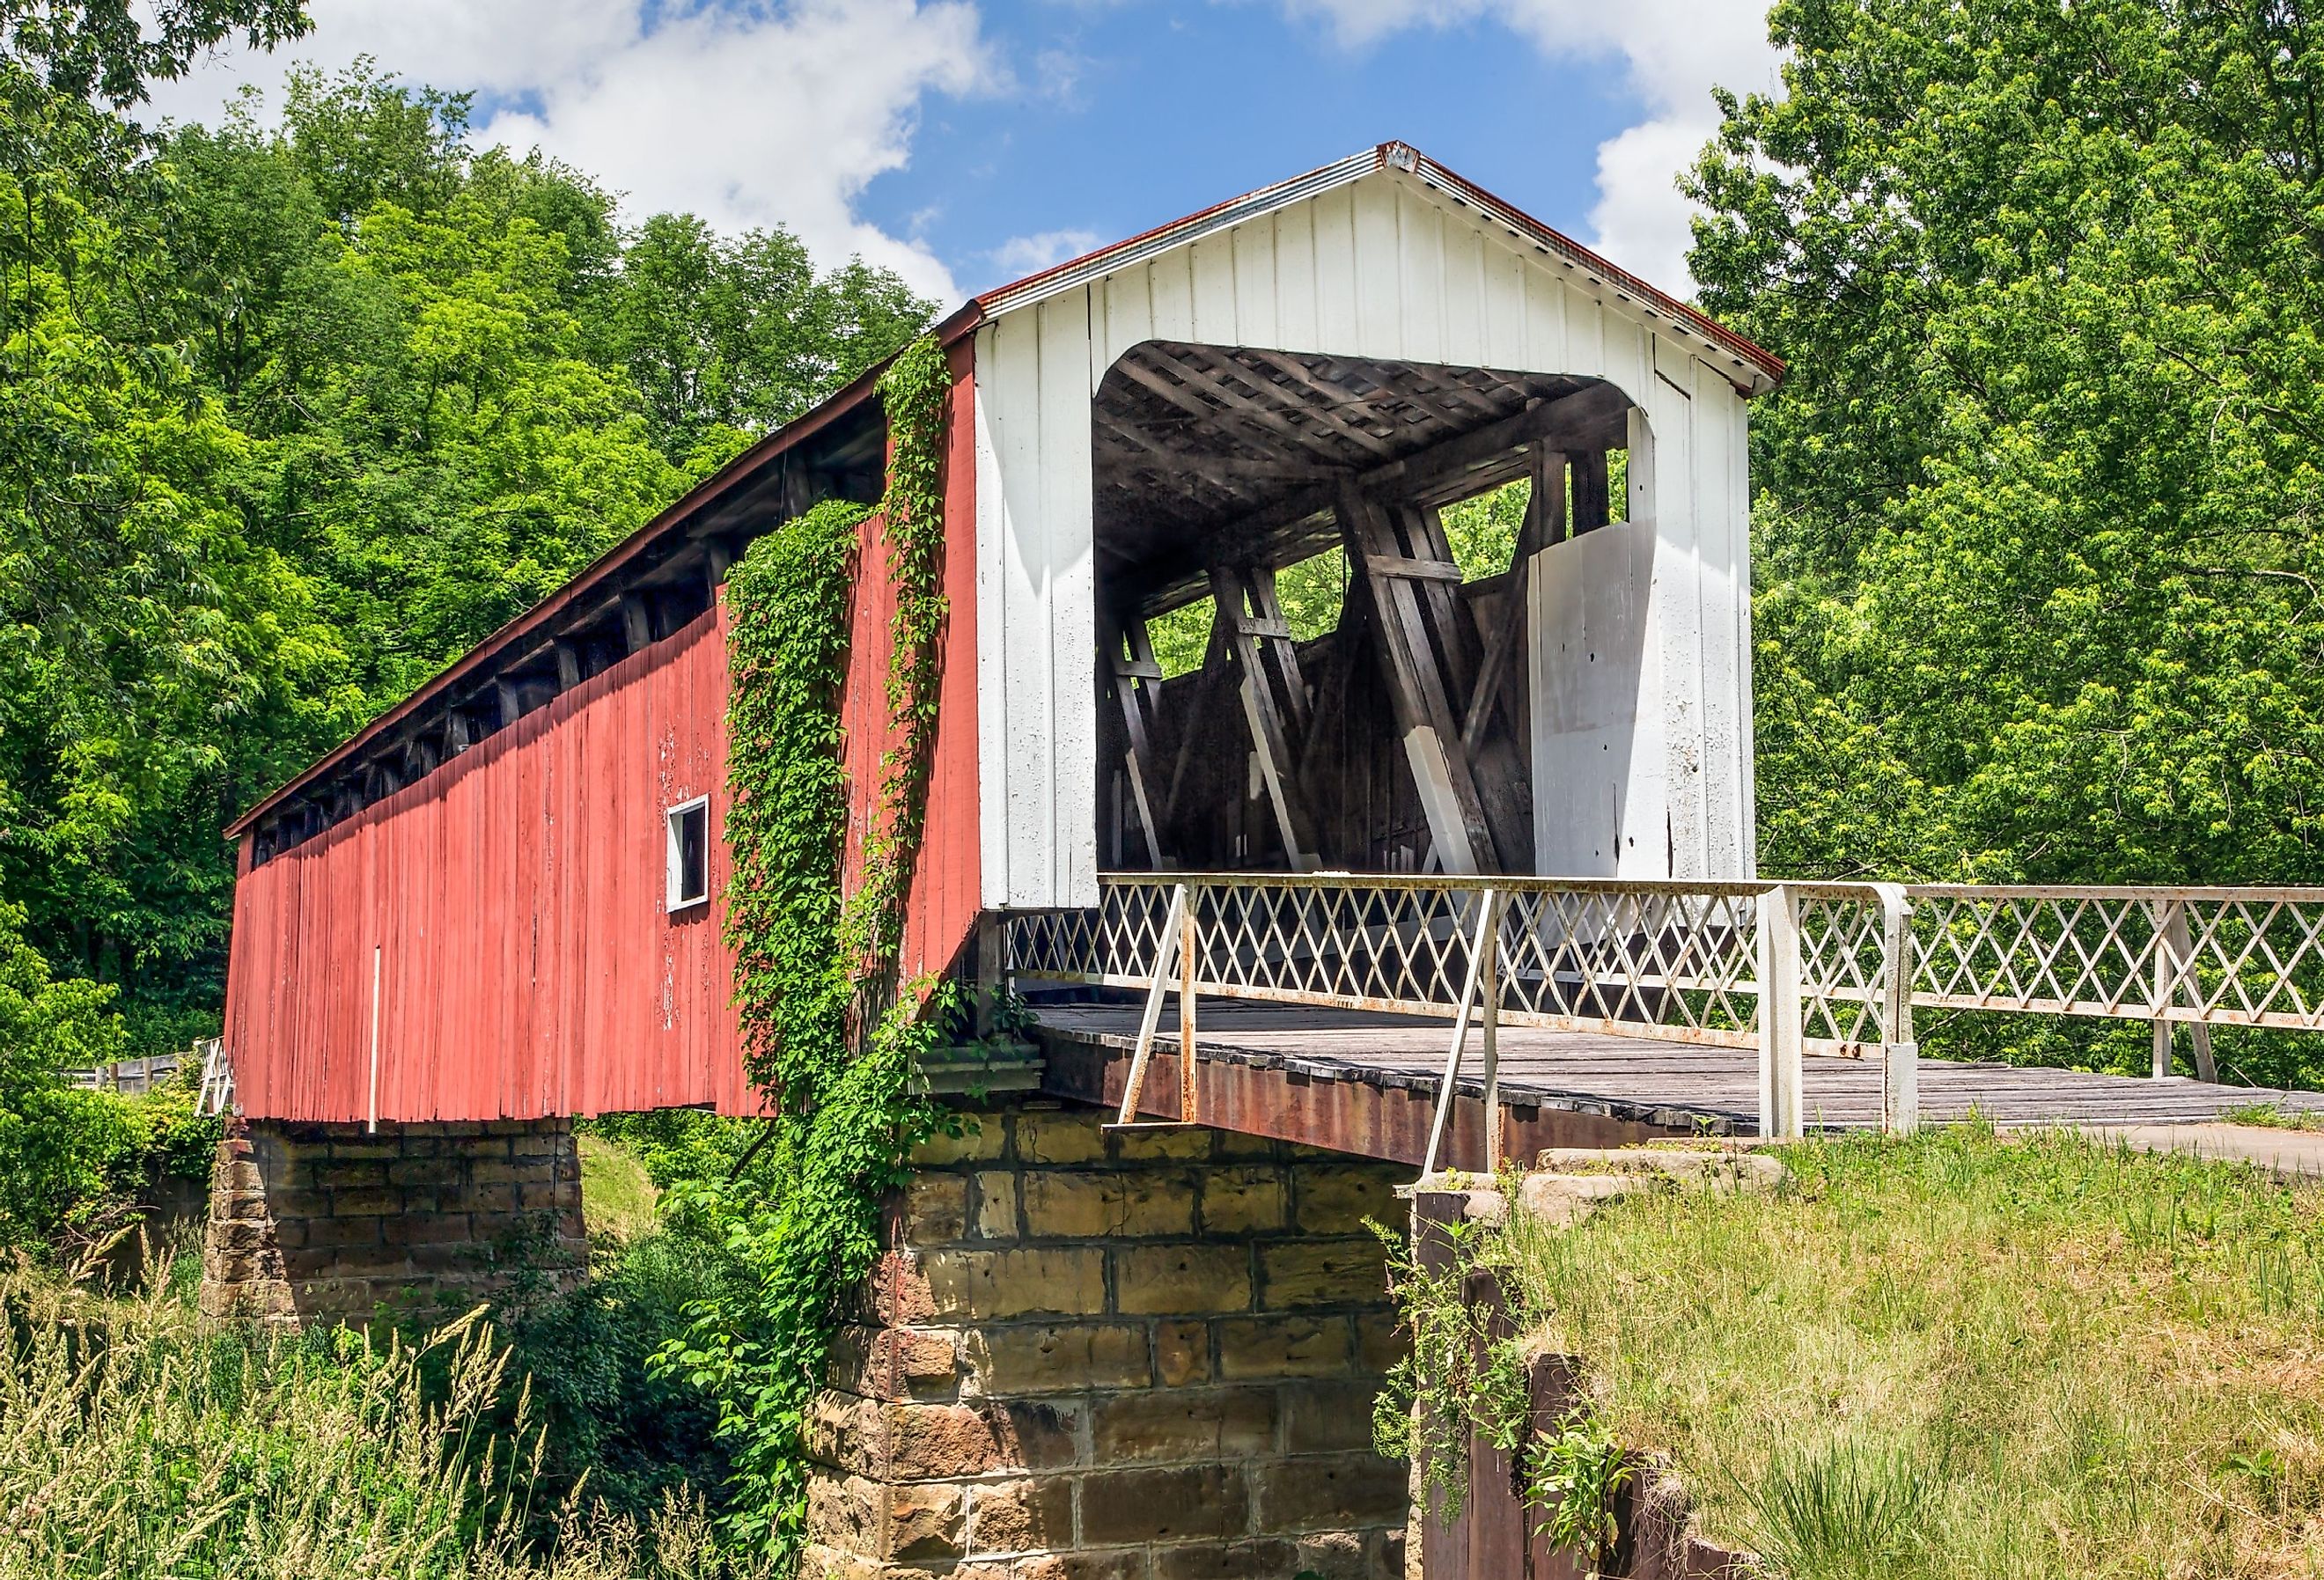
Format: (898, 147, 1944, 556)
(1688, 0, 2324, 1081)
(0, 55, 932, 1066)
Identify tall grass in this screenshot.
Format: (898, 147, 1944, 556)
(1500, 1126, 2324, 1579)
(0, 1240, 757, 1580)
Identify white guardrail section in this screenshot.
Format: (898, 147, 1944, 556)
(1004, 876, 2324, 1150)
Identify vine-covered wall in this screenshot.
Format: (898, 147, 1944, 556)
(656, 336, 984, 1566)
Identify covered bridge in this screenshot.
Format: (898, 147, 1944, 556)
(202, 143, 2324, 1580)
(217, 142, 1768, 1127)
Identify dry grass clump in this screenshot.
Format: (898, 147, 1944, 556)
(0, 1240, 755, 1580)
(1502, 1125, 2324, 1580)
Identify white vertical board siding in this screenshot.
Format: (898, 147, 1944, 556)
(974, 303, 1098, 908)
(975, 167, 1757, 906)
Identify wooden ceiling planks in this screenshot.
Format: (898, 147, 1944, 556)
(1092, 341, 1612, 617)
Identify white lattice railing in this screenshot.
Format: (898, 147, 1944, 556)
(1004, 874, 2324, 1152)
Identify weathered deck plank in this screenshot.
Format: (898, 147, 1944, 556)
(1033, 1000, 2324, 1136)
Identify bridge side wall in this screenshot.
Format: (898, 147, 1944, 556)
(808, 1100, 1410, 1579)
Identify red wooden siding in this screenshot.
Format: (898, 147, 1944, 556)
(221, 347, 983, 1121)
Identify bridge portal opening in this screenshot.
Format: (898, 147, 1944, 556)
(1092, 341, 1637, 877)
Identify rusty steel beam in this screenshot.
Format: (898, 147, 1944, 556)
(1035, 1026, 1691, 1168)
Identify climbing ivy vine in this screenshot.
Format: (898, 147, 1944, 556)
(654, 335, 957, 1563)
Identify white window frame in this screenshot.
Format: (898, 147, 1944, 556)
(666, 795, 710, 913)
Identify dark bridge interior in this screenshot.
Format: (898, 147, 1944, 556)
(1092, 341, 1633, 877)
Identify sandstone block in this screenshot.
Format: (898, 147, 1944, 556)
(1154, 1318, 1211, 1386)
(1259, 1239, 1386, 1309)
(1114, 1245, 1251, 1315)
(868, 1251, 938, 1326)
(1079, 1465, 1250, 1545)
(314, 1162, 386, 1190)
(327, 1187, 402, 1216)
(831, 1325, 963, 1401)
(388, 1157, 465, 1188)
(885, 1401, 1003, 1481)
(1282, 1380, 1386, 1454)
(301, 1216, 385, 1250)
(912, 1115, 1008, 1166)
(1290, 1530, 1368, 1580)
(889, 1481, 966, 1562)
(923, 1248, 1107, 1320)
(326, 1139, 401, 1161)
(972, 1171, 1020, 1239)
(969, 1322, 1150, 1395)
(1294, 1170, 1402, 1237)
(1023, 1172, 1195, 1239)
(1355, 1311, 1405, 1372)
(805, 1469, 884, 1557)
(990, 1398, 1083, 1471)
(968, 1478, 1073, 1555)
(1017, 1109, 1106, 1165)
(1513, 1172, 1636, 1228)
(1109, 1126, 1212, 1163)
(1250, 1451, 1408, 1532)
(1151, 1540, 1300, 1580)
(1216, 1315, 1350, 1379)
(896, 1174, 971, 1246)
(1091, 1386, 1276, 1465)
(1011, 1551, 1151, 1580)
(1197, 1167, 1287, 1235)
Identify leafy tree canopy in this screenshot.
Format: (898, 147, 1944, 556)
(1695, 0, 2324, 893)
(0, 56, 933, 1058)
(3, 0, 311, 107)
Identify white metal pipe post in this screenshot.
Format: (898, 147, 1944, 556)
(1757, 886, 1804, 1140)
(1116, 884, 1188, 1124)
(1479, 891, 1504, 1174)
(1421, 888, 1499, 1178)
(1873, 882, 1917, 1135)
(1178, 885, 1201, 1125)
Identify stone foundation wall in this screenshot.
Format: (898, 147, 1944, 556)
(200, 1115, 585, 1324)
(807, 1101, 1410, 1580)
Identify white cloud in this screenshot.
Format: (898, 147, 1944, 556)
(142, 0, 998, 301)
(984, 227, 1102, 283)
(1280, 0, 1780, 295)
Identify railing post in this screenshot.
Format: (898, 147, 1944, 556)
(2151, 899, 2217, 1083)
(1481, 891, 1504, 1174)
(1116, 885, 1188, 1125)
(1874, 883, 1917, 1135)
(1757, 885, 1803, 1141)
(1421, 886, 1498, 1178)
(1179, 883, 1201, 1125)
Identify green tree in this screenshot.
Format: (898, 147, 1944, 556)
(602, 212, 935, 470)
(1692, 0, 2324, 889)
(1, 0, 309, 107)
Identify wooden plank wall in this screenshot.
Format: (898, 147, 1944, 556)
(974, 165, 1756, 905)
(222, 348, 983, 1122)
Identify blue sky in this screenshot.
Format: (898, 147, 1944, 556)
(147, 0, 1781, 302)
(855, 4, 1641, 297)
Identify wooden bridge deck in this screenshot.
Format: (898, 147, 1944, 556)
(1029, 999, 2324, 1162)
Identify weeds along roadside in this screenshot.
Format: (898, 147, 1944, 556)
(1389, 1124, 2324, 1579)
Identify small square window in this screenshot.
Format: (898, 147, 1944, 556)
(666, 796, 710, 912)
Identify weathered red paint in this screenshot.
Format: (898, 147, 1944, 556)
(222, 348, 982, 1121)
